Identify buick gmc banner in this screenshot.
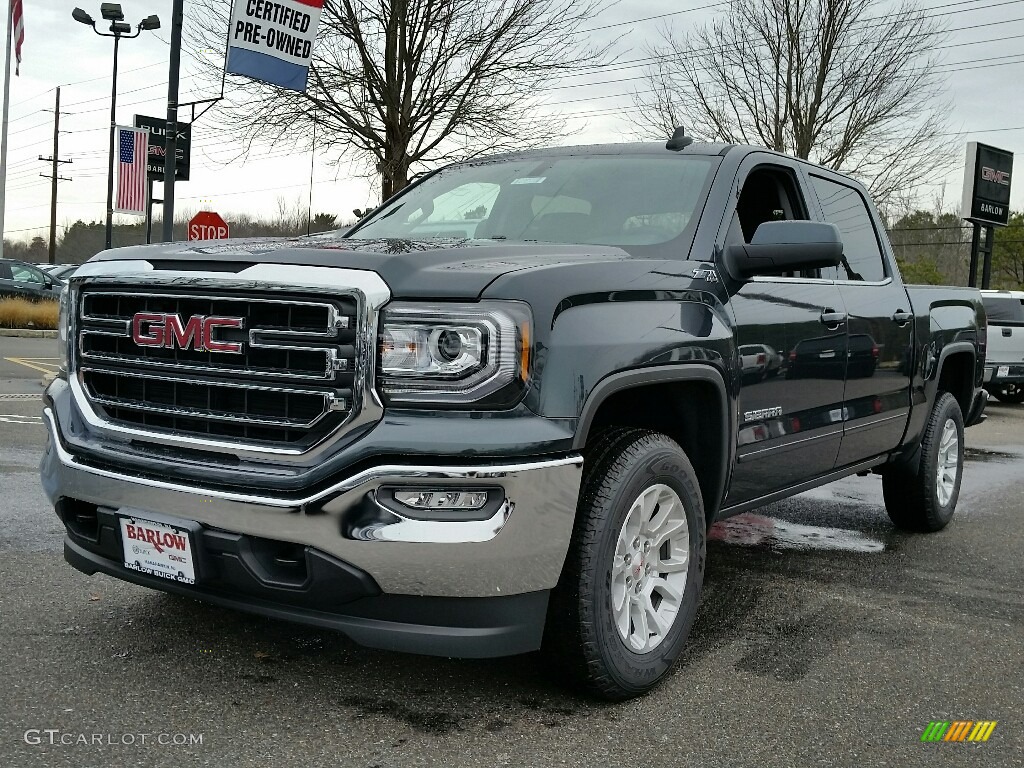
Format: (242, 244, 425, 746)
(225, 0, 324, 92)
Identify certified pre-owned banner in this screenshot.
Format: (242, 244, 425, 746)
(225, 0, 324, 92)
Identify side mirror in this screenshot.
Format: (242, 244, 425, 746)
(725, 221, 843, 279)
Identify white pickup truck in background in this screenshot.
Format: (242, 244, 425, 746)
(982, 290, 1024, 404)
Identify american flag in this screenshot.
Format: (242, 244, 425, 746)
(12, 0, 24, 75)
(115, 127, 148, 215)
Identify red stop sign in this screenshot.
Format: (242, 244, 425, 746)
(188, 211, 230, 241)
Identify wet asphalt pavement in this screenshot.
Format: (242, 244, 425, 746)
(1, 339, 1022, 767)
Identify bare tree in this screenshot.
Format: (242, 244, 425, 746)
(635, 0, 954, 207)
(189, 0, 608, 200)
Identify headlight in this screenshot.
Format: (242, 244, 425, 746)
(378, 301, 531, 405)
(57, 285, 70, 376)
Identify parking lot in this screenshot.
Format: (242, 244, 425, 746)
(1, 336, 1021, 767)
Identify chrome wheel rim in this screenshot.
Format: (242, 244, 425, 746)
(611, 484, 689, 653)
(936, 418, 960, 506)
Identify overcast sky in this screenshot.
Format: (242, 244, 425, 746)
(1, 0, 1022, 244)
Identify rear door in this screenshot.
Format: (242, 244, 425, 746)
(721, 157, 848, 505)
(807, 173, 914, 466)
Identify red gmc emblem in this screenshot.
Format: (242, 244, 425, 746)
(131, 313, 245, 353)
(981, 166, 1010, 186)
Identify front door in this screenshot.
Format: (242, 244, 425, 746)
(721, 161, 848, 506)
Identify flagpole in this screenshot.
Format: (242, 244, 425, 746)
(0, 0, 15, 259)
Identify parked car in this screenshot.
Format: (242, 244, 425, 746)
(981, 289, 1024, 403)
(42, 264, 81, 282)
(43, 133, 988, 700)
(738, 343, 783, 382)
(786, 333, 879, 380)
(0, 258, 63, 301)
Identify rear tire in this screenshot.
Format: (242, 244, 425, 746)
(544, 428, 706, 700)
(881, 392, 964, 532)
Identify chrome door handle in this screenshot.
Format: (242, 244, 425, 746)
(892, 310, 913, 326)
(819, 310, 847, 327)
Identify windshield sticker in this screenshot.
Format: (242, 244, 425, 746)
(510, 177, 546, 185)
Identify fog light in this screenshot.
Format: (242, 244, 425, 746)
(393, 490, 489, 510)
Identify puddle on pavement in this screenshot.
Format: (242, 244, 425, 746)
(709, 512, 886, 553)
(964, 447, 1018, 462)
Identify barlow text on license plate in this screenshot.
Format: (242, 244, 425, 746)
(119, 516, 196, 584)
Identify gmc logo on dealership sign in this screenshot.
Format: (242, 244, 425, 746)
(131, 313, 245, 353)
(981, 166, 1010, 186)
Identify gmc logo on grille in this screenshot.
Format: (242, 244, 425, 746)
(131, 313, 245, 353)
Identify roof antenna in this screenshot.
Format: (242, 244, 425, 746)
(666, 126, 693, 151)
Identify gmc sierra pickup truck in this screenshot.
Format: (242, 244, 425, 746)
(41, 132, 988, 700)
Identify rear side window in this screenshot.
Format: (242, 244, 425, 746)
(810, 175, 886, 282)
(11, 263, 44, 284)
(983, 296, 1024, 325)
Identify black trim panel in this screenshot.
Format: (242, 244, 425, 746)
(717, 456, 886, 518)
(64, 537, 549, 659)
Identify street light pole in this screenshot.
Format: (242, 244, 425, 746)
(104, 33, 120, 250)
(72, 5, 160, 251)
(162, 0, 184, 243)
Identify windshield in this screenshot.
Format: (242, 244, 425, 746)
(348, 154, 717, 248)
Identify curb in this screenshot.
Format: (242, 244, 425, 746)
(0, 328, 58, 338)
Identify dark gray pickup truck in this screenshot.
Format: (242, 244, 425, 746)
(41, 132, 987, 699)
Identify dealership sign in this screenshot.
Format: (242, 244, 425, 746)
(962, 142, 1013, 227)
(224, 0, 324, 92)
(134, 115, 191, 181)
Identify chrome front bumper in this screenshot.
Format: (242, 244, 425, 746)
(41, 407, 584, 598)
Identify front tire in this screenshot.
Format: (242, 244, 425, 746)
(545, 428, 706, 700)
(882, 392, 964, 532)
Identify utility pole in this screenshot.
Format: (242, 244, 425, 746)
(39, 87, 72, 264)
(0, 0, 15, 260)
(162, 0, 184, 242)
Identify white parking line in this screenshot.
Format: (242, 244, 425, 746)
(0, 415, 41, 424)
(3, 357, 61, 375)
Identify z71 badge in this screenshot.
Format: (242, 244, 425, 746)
(692, 266, 719, 282)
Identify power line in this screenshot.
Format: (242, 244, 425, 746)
(565, 0, 1024, 83)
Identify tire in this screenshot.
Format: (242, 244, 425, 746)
(544, 428, 706, 700)
(991, 384, 1024, 404)
(881, 392, 964, 532)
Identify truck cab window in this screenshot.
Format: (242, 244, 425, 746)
(736, 167, 807, 241)
(810, 174, 887, 282)
(733, 165, 816, 278)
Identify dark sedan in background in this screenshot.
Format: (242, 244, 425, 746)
(0, 259, 63, 301)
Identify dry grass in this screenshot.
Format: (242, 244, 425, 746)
(0, 297, 60, 330)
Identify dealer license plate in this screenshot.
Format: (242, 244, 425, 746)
(997, 365, 1010, 378)
(119, 515, 196, 584)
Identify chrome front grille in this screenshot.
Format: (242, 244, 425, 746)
(75, 288, 358, 447)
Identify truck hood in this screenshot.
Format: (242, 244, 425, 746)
(87, 235, 633, 299)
